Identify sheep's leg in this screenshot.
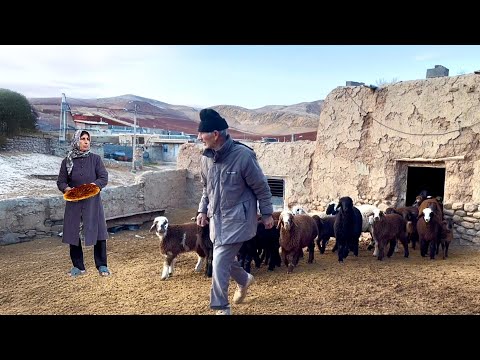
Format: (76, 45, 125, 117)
(420, 239, 427, 257)
(351, 238, 359, 256)
(337, 243, 345, 262)
(161, 254, 175, 280)
(292, 249, 301, 266)
(429, 240, 436, 260)
(307, 241, 315, 264)
(440, 240, 446, 260)
(400, 234, 409, 258)
(367, 239, 375, 251)
(281, 248, 288, 268)
(286, 252, 295, 273)
(194, 255, 205, 272)
(373, 240, 379, 257)
(169, 258, 176, 276)
(269, 246, 281, 270)
(377, 240, 385, 261)
(394, 239, 400, 253)
(319, 237, 328, 254)
(411, 233, 418, 250)
(445, 242, 450, 258)
(332, 241, 338, 253)
(387, 239, 396, 258)
(206, 249, 213, 277)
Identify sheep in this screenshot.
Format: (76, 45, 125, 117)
(356, 204, 379, 253)
(327, 201, 378, 254)
(416, 207, 443, 259)
(238, 212, 282, 272)
(237, 235, 261, 274)
(277, 210, 317, 273)
(439, 218, 453, 258)
(149, 216, 211, 280)
(292, 205, 308, 215)
(418, 197, 444, 220)
(368, 209, 409, 261)
(191, 214, 213, 277)
(311, 214, 336, 254)
(252, 220, 281, 271)
(333, 197, 363, 262)
(385, 206, 419, 250)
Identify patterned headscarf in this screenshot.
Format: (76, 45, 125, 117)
(66, 130, 91, 176)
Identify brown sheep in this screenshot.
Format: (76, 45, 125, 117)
(150, 216, 211, 280)
(438, 217, 454, 259)
(369, 210, 408, 261)
(277, 210, 317, 273)
(416, 207, 443, 259)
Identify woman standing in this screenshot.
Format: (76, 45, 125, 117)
(57, 130, 110, 277)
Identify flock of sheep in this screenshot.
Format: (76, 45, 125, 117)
(148, 192, 453, 280)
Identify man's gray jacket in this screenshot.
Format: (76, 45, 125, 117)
(198, 135, 273, 245)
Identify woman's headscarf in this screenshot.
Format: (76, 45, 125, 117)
(66, 130, 91, 176)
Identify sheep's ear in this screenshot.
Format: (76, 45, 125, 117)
(276, 218, 282, 229)
(149, 220, 157, 232)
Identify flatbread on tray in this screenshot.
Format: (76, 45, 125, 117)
(63, 183, 100, 202)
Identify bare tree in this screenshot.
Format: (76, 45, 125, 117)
(375, 77, 399, 87)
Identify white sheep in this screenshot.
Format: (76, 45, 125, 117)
(291, 205, 308, 215)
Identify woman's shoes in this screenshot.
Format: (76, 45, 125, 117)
(68, 267, 86, 277)
(98, 265, 111, 276)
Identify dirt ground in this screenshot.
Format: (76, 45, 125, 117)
(1, 207, 480, 315)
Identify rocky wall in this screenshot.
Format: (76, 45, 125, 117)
(0, 169, 187, 245)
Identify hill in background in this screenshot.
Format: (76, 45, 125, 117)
(30, 95, 322, 141)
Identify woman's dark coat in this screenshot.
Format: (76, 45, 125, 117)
(57, 153, 109, 246)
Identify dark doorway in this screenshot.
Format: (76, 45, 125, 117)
(406, 166, 445, 206)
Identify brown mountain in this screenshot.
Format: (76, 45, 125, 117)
(30, 95, 322, 141)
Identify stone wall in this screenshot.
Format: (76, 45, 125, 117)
(444, 203, 480, 245)
(0, 169, 187, 245)
(176, 141, 316, 210)
(3, 133, 104, 158)
(3, 133, 53, 153)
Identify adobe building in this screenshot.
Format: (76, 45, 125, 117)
(310, 73, 480, 244)
(178, 73, 480, 245)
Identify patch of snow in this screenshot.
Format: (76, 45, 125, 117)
(0, 151, 161, 200)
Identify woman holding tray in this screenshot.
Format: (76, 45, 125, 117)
(57, 130, 110, 277)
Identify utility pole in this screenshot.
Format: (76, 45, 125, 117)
(132, 103, 137, 173)
(59, 93, 67, 141)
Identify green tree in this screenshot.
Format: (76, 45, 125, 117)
(0, 88, 37, 137)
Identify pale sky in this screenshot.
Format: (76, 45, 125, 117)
(1, 45, 479, 109)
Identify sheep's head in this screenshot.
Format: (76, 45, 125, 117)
(444, 218, 453, 230)
(371, 208, 383, 222)
(278, 210, 294, 230)
(150, 216, 169, 236)
(292, 205, 307, 215)
(336, 196, 353, 214)
(422, 208, 433, 223)
(326, 201, 338, 215)
(413, 195, 424, 207)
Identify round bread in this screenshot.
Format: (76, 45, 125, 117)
(64, 183, 100, 202)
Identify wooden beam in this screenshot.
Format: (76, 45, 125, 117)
(395, 155, 465, 162)
(106, 208, 165, 221)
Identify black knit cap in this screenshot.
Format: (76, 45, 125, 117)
(198, 109, 229, 132)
